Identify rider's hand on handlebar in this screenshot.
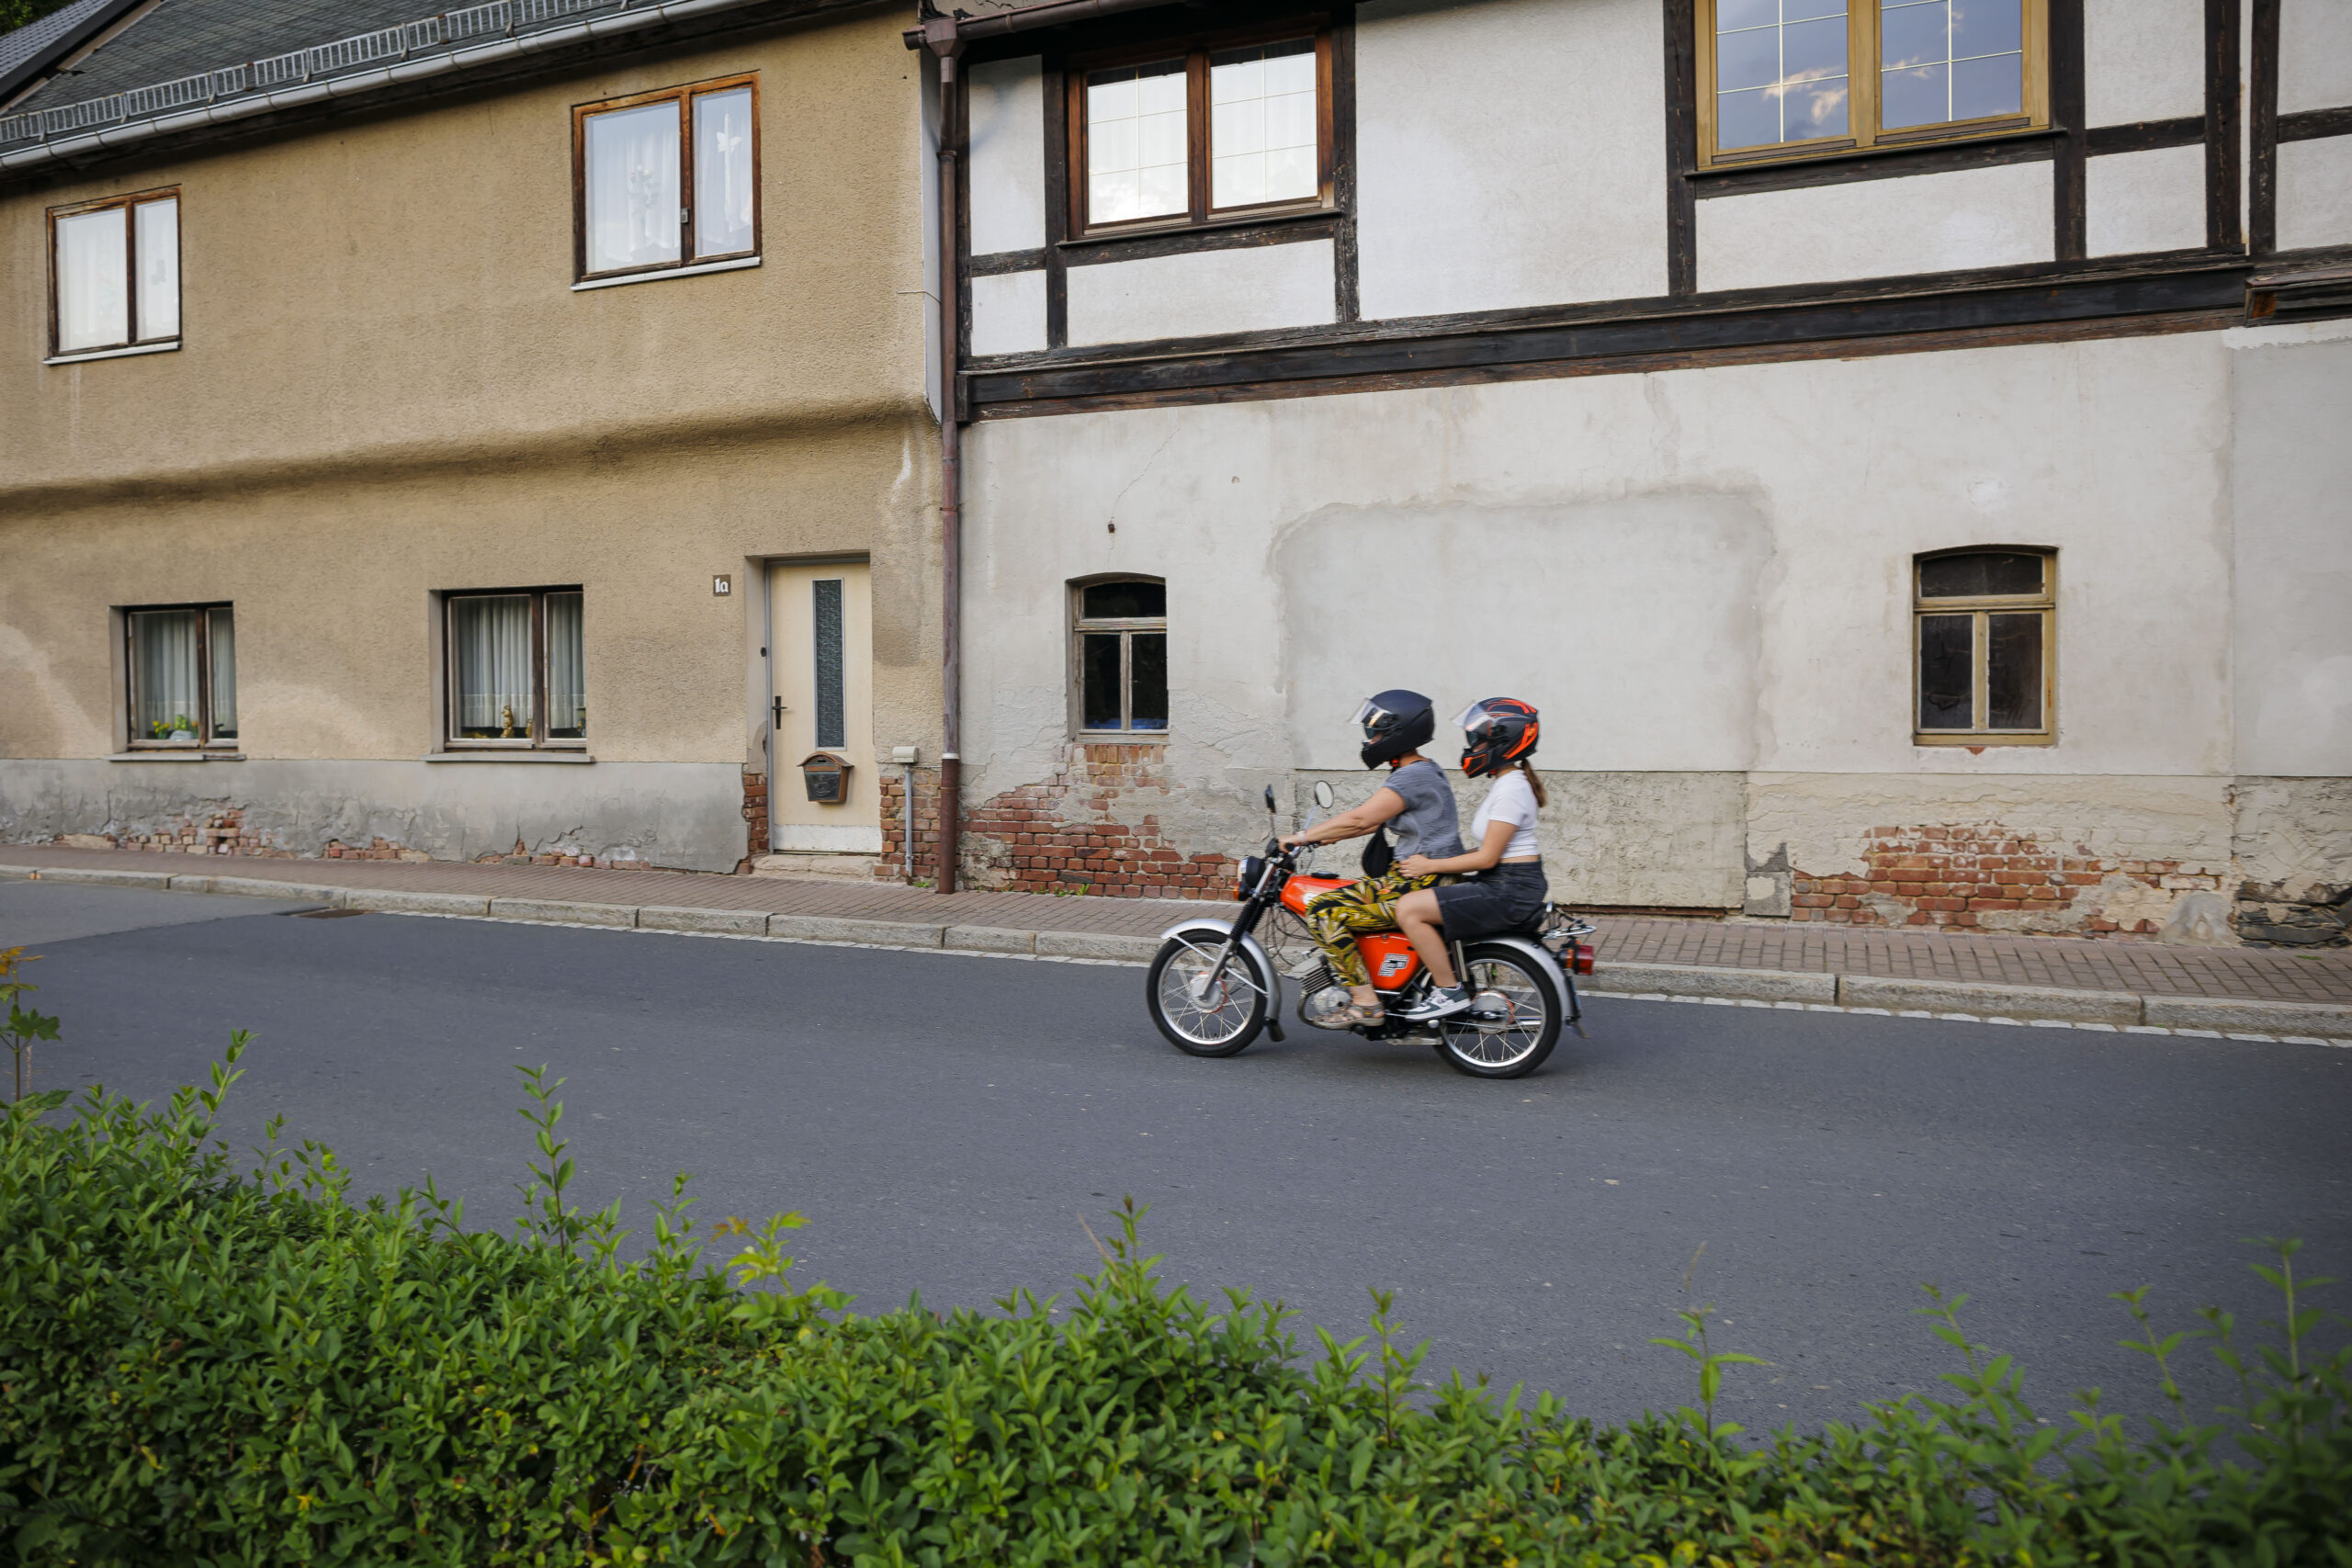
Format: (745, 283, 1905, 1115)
(1278, 832, 1311, 850)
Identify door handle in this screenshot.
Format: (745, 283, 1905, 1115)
(772, 696, 789, 728)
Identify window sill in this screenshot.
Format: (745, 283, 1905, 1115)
(571, 255, 760, 292)
(425, 750, 595, 762)
(1690, 125, 2060, 182)
(47, 340, 181, 367)
(1076, 734, 1169, 745)
(109, 750, 243, 761)
(1913, 736, 2056, 749)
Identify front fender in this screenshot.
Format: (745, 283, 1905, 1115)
(1157, 919, 1276, 996)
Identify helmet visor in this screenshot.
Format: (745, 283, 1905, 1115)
(1453, 701, 1500, 738)
(1353, 697, 1401, 736)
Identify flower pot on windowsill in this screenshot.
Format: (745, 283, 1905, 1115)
(167, 729, 197, 742)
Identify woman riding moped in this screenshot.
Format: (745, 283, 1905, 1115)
(1391, 698, 1549, 1021)
(1277, 690, 1464, 1029)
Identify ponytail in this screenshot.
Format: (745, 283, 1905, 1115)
(1519, 759, 1548, 809)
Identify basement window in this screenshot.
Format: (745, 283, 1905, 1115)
(49, 188, 180, 359)
(1071, 27, 1333, 234)
(1072, 579, 1168, 738)
(1914, 548, 2053, 745)
(126, 604, 235, 748)
(445, 589, 586, 748)
(574, 75, 759, 283)
(1696, 0, 2047, 169)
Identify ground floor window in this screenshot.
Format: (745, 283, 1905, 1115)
(446, 589, 585, 746)
(1914, 548, 2053, 744)
(126, 604, 235, 747)
(1072, 578, 1168, 738)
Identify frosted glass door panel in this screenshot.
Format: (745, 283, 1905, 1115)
(55, 207, 128, 352)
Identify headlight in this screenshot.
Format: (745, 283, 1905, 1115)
(1237, 855, 1266, 899)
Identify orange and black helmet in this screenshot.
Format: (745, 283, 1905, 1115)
(1454, 698, 1539, 778)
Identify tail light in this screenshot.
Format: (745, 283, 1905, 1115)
(1575, 943, 1595, 975)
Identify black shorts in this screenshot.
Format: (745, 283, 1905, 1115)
(1431, 862, 1548, 942)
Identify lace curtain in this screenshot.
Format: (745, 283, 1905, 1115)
(584, 101, 679, 273)
(547, 592, 585, 738)
(452, 595, 533, 738)
(132, 611, 200, 739)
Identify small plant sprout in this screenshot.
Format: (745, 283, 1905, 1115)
(1, 948, 61, 1104)
(1650, 1243, 1768, 1448)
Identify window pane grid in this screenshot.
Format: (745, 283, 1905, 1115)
(1075, 581, 1169, 736)
(1913, 551, 2052, 741)
(1086, 62, 1189, 224)
(1715, 1, 1849, 152)
(1209, 42, 1317, 210)
(577, 77, 757, 279)
(1078, 34, 1325, 232)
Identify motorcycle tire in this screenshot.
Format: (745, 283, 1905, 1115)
(1147, 929, 1272, 1057)
(1433, 942, 1562, 1079)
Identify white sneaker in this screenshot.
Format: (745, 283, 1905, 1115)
(1394, 984, 1472, 1021)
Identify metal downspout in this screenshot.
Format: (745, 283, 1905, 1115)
(920, 16, 964, 893)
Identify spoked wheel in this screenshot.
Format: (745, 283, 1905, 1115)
(1433, 942, 1562, 1078)
(1147, 928, 1272, 1057)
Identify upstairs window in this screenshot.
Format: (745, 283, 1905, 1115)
(1072, 28, 1332, 234)
(574, 75, 759, 283)
(446, 589, 586, 748)
(1914, 548, 2053, 745)
(126, 604, 235, 748)
(1073, 580, 1168, 738)
(49, 189, 179, 359)
(1697, 1, 2045, 168)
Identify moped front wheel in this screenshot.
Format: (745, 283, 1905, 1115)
(1433, 942, 1561, 1078)
(1147, 929, 1272, 1057)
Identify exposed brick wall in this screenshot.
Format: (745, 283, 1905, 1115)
(876, 767, 936, 886)
(741, 771, 769, 863)
(1792, 822, 2219, 934)
(100, 807, 299, 857)
(955, 744, 1235, 899)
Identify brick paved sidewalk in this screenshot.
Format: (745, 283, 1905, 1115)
(4, 843, 2346, 1007)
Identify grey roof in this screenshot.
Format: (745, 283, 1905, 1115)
(0, 0, 137, 97)
(10, 0, 628, 116)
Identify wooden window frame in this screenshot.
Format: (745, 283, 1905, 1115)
(47, 186, 181, 357)
(443, 587, 587, 750)
(1695, 0, 2049, 170)
(123, 601, 232, 750)
(571, 73, 761, 284)
(1067, 21, 1336, 239)
(1911, 547, 2056, 747)
(1069, 577, 1170, 740)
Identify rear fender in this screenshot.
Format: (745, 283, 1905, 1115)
(1467, 933, 1571, 1017)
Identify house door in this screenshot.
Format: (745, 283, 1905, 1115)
(767, 560, 880, 853)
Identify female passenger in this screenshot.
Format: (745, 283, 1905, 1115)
(1277, 689, 1464, 1029)
(1391, 698, 1547, 1021)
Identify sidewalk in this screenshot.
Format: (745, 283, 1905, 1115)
(4, 844, 2346, 1038)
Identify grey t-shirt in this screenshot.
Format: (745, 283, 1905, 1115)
(1380, 758, 1464, 863)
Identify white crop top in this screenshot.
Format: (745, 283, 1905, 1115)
(1471, 769, 1543, 861)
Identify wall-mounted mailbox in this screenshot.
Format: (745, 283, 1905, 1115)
(800, 751, 851, 804)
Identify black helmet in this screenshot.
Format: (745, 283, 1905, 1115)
(1455, 697, 1539, 778)
(1354, 690, 1435, 770)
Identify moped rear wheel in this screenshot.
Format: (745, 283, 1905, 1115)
(1433, 943, 1560, 1078)
(1147, 929, 1272, 1057)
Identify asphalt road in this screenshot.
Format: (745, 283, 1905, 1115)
(10, 879, 2349, 1434)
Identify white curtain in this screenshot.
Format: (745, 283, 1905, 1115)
(135, 198, 179, 341)
(56, 207, 127, 352)
(584, 102, 680, 272)
(694, 88, 755, 257)
(132, 611, 200, 739)
(207, 606, 237, 739)
(453, 595, 533, 737)
(546, 592, 585, 737)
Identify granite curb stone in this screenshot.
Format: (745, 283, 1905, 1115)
(174, 874, 346, 904)
(1036, 931, 1161, 963)
(17, 866, 177, 890)
(1836, 976, 2142, 1024)
(945, 925, 1038, 954)
(345, 890, 493, 917)
(2142, 995, 2352, 1039)
(767, 915, 944, 948)
(1586, 962, 1838, 1004)
(490, 897, 638, 929)
(638, 905, 771, 936)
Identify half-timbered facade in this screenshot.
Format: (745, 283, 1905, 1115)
(928, 0, 2352, 942)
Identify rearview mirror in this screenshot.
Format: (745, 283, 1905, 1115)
(1263, 784, 1278, 814)
(1313, 781, 1334, 809)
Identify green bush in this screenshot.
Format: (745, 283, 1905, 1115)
(3, 1036, 2346, 1566)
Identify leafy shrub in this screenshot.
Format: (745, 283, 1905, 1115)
(2, 1037, 2346, 1566)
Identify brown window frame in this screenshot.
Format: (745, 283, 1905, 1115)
(571, 73, 762, 284)
(47, 186, 181, 358)
(443, 587, 588, 751)
(1069, 577, 1170, 740)
(1912, 547, 2056, 747)
(123, 601, 234, 750)
(1695, 0, 2049, 170)
(1067, 21, 1336, 239)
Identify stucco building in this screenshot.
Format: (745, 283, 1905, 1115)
(918, 0, 2352, 945)
(2, 0, 944, 875)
